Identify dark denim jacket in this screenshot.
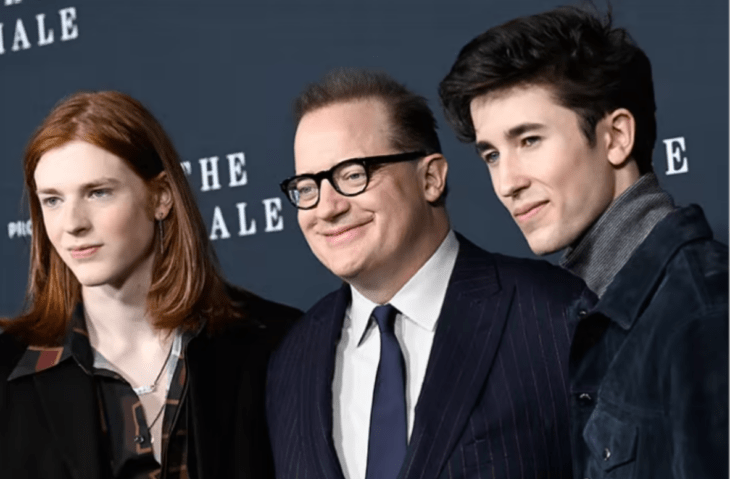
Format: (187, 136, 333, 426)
(569, 205, 728, 479)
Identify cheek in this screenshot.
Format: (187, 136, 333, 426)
(297, 212, 314, 235)
(546, 146, 591, 195)
(40, 211, 63, 246)
(104, 202, 154, 244)
(487, 168, 503, 197)
(553, 153, 612, 219)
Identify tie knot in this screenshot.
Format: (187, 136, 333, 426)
(371, 304, 398, 333)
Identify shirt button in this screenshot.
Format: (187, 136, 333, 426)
(134, 435, 144, 444)
(578, 309, 588, 319)
(578, 393, 593, 405)
(603, 447, 611, 461)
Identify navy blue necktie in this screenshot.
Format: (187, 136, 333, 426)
(365, 304, 407, 479)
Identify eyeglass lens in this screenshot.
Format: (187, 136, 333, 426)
(287, 161, 369, 208)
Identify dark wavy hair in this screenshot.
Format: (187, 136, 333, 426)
(1, 91, 242, 346)
(439, 5, 656, 174)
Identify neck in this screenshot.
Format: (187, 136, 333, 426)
(82, 253, 164, 354)
(350, 219, 450, 305)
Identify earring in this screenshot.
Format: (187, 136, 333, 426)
(157, 213, 164, 255)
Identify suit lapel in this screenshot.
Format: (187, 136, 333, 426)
(401, 237, 514, 479)
(33, 362, 106, 479)
(304, 284, 350, 479)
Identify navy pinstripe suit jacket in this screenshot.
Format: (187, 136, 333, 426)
(267, 234, 595, 479)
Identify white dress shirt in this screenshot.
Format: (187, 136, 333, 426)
(332, 230, 459, 479)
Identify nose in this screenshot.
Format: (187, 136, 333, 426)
(494, 153, 530, 198)
(314, 179, 350, 220)
(62, 198, 91, 235)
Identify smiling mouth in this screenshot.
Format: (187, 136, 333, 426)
(69, 246, 101, 259)
(514, 201, 548, 222)
(322, 220, 372, 242)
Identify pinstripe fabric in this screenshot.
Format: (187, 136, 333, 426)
(267, 233, 595, 479)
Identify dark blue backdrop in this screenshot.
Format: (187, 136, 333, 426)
(1, 0, 727, 314)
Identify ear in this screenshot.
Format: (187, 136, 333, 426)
(151, 171, 173, 220)
(604, 108, 636, 167)
(420, 153, 448, 203)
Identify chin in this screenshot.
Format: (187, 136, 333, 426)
(525, 230, 569, 256)
(329, 264, 363, 283)
(316, 254, 360, 280)
(70, 267, 119, 288)
(74, 277, 109, 288)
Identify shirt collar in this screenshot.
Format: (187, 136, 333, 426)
(8, 304, 93, 381)
(8, 305, 207, 382)
(349, 229, 459, 344)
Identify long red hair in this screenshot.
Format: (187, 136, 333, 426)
(1, 91, 240, 346)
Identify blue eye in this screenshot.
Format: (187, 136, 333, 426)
(297, 184, 317, 199)
(90, 189, 111, 199)
(522, 136, 540, 147)
(41, 197, 60, 207)
(484, 151, 500, 164)
(344, 171, 364, 181)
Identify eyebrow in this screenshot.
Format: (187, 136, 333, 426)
(475, 122, 546, 153)
(36, 178, 121, 195)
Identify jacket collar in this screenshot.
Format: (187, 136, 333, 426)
(400, 233, 509, 479)
(305, 283, 352, 479)
(594, 205, 714, 330)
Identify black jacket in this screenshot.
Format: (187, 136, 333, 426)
(0, 291, 301, 479)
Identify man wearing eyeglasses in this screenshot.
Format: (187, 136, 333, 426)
(266, 68, 594, 479)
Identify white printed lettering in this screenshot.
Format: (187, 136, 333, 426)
(262, 198, 283, 232)
(663, 137, 689, 175)
(199, 157, 221, 191)
(36, 13, 54, 46)
(236, 202, 257, 236)
(59, 7, 78, 41)
(209, 206, 231, 240)
(227, 152, 248, 187)
(11, 18, 30, 51)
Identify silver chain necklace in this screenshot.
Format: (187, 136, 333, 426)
(132, 339, 174, 396)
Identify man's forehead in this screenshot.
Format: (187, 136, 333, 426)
(294, 99, 393, 173)
(297, 98, 390, 133)
(470, 84, 563, 133)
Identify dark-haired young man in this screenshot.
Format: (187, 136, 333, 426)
(267, 68, 594, 479)
(439, 6, 728, 479)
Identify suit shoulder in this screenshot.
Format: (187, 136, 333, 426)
(282, 289, 340, 340)
(455, 233, 590, 302)
(491, 252, 589, 297)
(489, 252, 581, 282)
(269, 289, 342, 363)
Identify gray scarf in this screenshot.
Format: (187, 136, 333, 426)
(560, 173, 675, 297)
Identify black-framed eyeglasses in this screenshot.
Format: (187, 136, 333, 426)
(279, 151, 427, 210)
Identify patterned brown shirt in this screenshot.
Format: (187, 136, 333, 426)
(8, 305, 203, 479)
